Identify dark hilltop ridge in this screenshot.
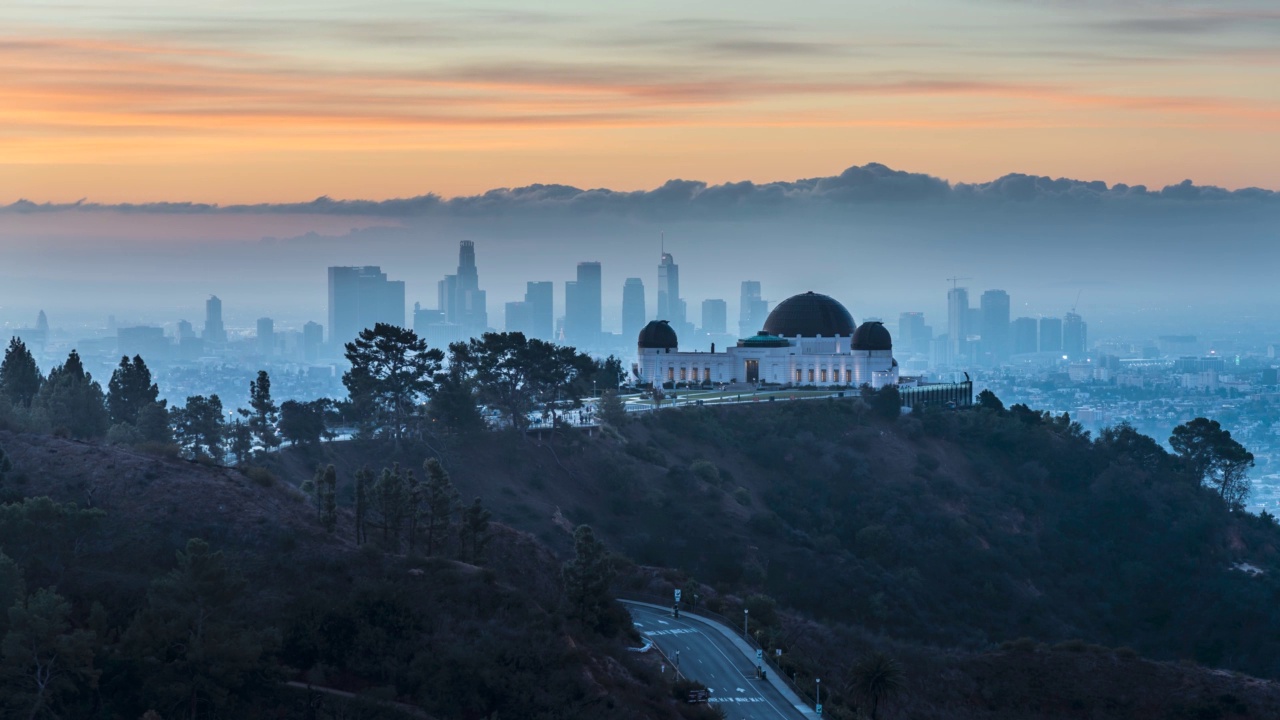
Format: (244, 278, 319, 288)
(4, 394, 1280, 718)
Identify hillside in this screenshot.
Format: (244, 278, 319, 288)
(0, 429, 693, 720)
(263, 398, 1280, 718)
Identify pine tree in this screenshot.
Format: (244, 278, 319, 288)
(106, 355, 161, 426)
(422, 459, 459, 557)
(598, 389, 628, 429)
(319, 465, 338, 534)
(372, 464, 410, 551)
(240, 371, 280, 453)
(170, 395, 226, 460)
(0, 337, 42, 409)
(227, 420, 253, 466)
(36, 350, 109, 439)
(354, 466, 371, 545)
(562, 524, 617, 632)
(460, 497, 492, 563)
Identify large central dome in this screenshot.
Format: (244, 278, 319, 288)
(761, 291, 856, 338)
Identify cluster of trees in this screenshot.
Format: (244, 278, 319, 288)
(345, 459, 492, 561)
(0, 325, 624, 463)
(344, 324, 623, 439)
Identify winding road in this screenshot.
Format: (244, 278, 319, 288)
(622, 601, 817, 720)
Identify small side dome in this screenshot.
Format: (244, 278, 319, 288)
(852, 321, 892, 351)
(638, 320, 678, 349)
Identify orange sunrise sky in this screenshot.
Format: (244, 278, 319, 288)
(2, 1, 1278, 203)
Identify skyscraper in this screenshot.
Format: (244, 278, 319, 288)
(203, 295, 226, 344)
(701, 299, 727, 335)
(947, 286, 969, 363)
(327, 266, 406, 346)
(1012, 317, 1038, 355)
(980, 289, 1011, 362)
(437, 241, 488, 339)
(898, 312, 926, 354)
(1039, 317, 1063, 354)
(622, 278, 646, 342)
(1062, 312, 1088, 359)
(256, 317, 274, 356)
(564, 262, 602, 346)
(656, 252, 686, 328)
(505, 282, 552, 339)
(525, 281, 553, 340)
(302, 321, 323, 362)
(739, 281, 769, 338)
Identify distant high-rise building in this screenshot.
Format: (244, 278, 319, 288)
(739, 281, 769, 338)
(701, 299, 727, 335)
(947, 286, 969, 363)
(897, 312, 925, 354)
(35, 310, 48, 340)
(528, 281, 554, 340)
(656, 252, 687, 330)
(118, 326, 169, 360)
(980, 290, 1011, 362)
(302, 321, 323, 362)
(327, 267, 406, 346)
(506, 281, 554, 340)
(1012, 317, 1039, 355)
(564, 262, 602, 346)
(256, 317, 274, 356)
(504, 301, 530, 336)
(437, 241, 488, 339)
(1039, 317, 1063, 354)
(1062, 312, 1088, 359)
(203, 295, 227, 344)
(176, 319, 196, 341)
(622, 278, 646, 342)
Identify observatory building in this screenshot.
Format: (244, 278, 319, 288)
(634, 291, 899, 389)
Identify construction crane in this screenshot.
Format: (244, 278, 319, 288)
(1071, 289, 1082, 314)
(947, 276, 971, 290)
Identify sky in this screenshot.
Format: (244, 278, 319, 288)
(2, 0, 1279, 203)
(1, 2, 1278, 342)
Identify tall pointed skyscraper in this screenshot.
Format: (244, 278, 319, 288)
(739, 281, 768, 338)
(438, 240, 488, 339)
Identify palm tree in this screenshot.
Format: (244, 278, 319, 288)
(848, 651, 904, 719)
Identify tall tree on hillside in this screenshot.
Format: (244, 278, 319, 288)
(1, 587, 99, 719)
(422, 459, 459, 557)
(136, 401, 173, 445)
(0, 338, 42, 409)
(1170, 417, 1255, 508)
(370, 464, 410, 551)
(318, 465, 338, 533)
(226, 420, 253, 466)
(343, 324, 443, 440)
(598, 389, 628, 429)
(239, 371, 280, 453)
(36, 350, 109, 439)
(562, 524, 617, 632)
(170, 395, 226, 460)
(460, 497, 492, 563)
(354, 466, 372, 545)
(107, 355, 161, 426)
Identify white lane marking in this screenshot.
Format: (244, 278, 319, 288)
(657, 620, 669, 625)
(633, 622, 644, 627)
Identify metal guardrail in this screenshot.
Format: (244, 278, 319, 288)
(618, 592, 819, 709)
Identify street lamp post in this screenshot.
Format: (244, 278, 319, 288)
(816, 678, 822, 716)
(744, 608, 749, 639)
